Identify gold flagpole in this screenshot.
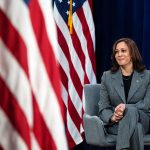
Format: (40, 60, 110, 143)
(68, 0, 73, 34)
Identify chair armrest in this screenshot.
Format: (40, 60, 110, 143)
(83, 114, 109, 146)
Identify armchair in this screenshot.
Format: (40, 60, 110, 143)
(83, 84, 150, 147)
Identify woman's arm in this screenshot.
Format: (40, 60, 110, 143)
(98, 72, 114, 124)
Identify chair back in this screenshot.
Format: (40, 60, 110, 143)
(84, 84, 100, 116)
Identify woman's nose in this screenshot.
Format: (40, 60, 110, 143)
(117, 51, 122, 56)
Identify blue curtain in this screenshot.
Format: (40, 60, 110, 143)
(94, 0, 150, 83)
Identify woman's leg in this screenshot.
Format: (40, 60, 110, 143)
(116, 107, 140, 150)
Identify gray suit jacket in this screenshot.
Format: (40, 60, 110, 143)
(98, 69, 150, 128)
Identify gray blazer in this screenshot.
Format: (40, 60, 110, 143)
(98, 69, 150, 150)
(98, 69, 150, 127)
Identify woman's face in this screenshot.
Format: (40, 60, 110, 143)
(114, 41, 132, 67)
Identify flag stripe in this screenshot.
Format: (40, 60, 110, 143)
(66, 112, 83, 147)
(0, 3, 56, 149)
(0, 39, 33, 127)
(54, 4, 85, 82)
(59, 64, 82, 131)
(54, 0, 96, 148)
(0, 77, 31, 150)
(73, 12, 96, 82)
(56, 28, 83, 118)
(29, 0, 61, 103)
(28, 0, 68, 149)
(76, 4, 96, 80)
(83, 1, 95, 48)
(57, 27, 83, 99)
(56, 23, 83, 116)
(0, 9, 29, 78)
(32, 97, 57, 150)
(0, 0, 68, 149)
(66, 128, 76, 149)
(0, 108, 28, 150)
(69, 26, 86, 70)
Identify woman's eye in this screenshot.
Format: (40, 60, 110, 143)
(121, 49, 126, 52)
(114, 50, 118, 54)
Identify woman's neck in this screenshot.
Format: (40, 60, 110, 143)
(120, 65, 133, 76)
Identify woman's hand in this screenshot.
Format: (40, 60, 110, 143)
(111, 103, 126, 123)
(115, 103, 125, 114)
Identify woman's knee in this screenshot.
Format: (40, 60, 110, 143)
(125, 106, 138, 115)
(124, 106, 139, 121)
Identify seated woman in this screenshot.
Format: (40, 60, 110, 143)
(98, 38, 150, 150)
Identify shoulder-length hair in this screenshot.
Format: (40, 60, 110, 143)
(111, 38, 145, 73)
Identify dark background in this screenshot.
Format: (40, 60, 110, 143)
(94, 0, 150, 83)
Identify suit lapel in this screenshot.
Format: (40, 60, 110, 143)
(127, 71, 144, 102)
(112, 70, 126, 103)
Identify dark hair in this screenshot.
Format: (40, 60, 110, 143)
(111, 38, 145, 72)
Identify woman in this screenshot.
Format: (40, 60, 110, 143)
(98, 38, 150, 150)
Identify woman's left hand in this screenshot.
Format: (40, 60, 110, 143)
(115, 103, 126, 116)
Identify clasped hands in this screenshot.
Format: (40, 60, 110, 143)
(111, 103, 126, 123)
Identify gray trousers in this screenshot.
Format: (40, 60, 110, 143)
(107, 107, 149, 150)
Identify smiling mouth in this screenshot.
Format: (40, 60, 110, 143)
(117, 59, 124, 61)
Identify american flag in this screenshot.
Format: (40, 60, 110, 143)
(54, 0, 96, 149)
(0, 0, 68, 150)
